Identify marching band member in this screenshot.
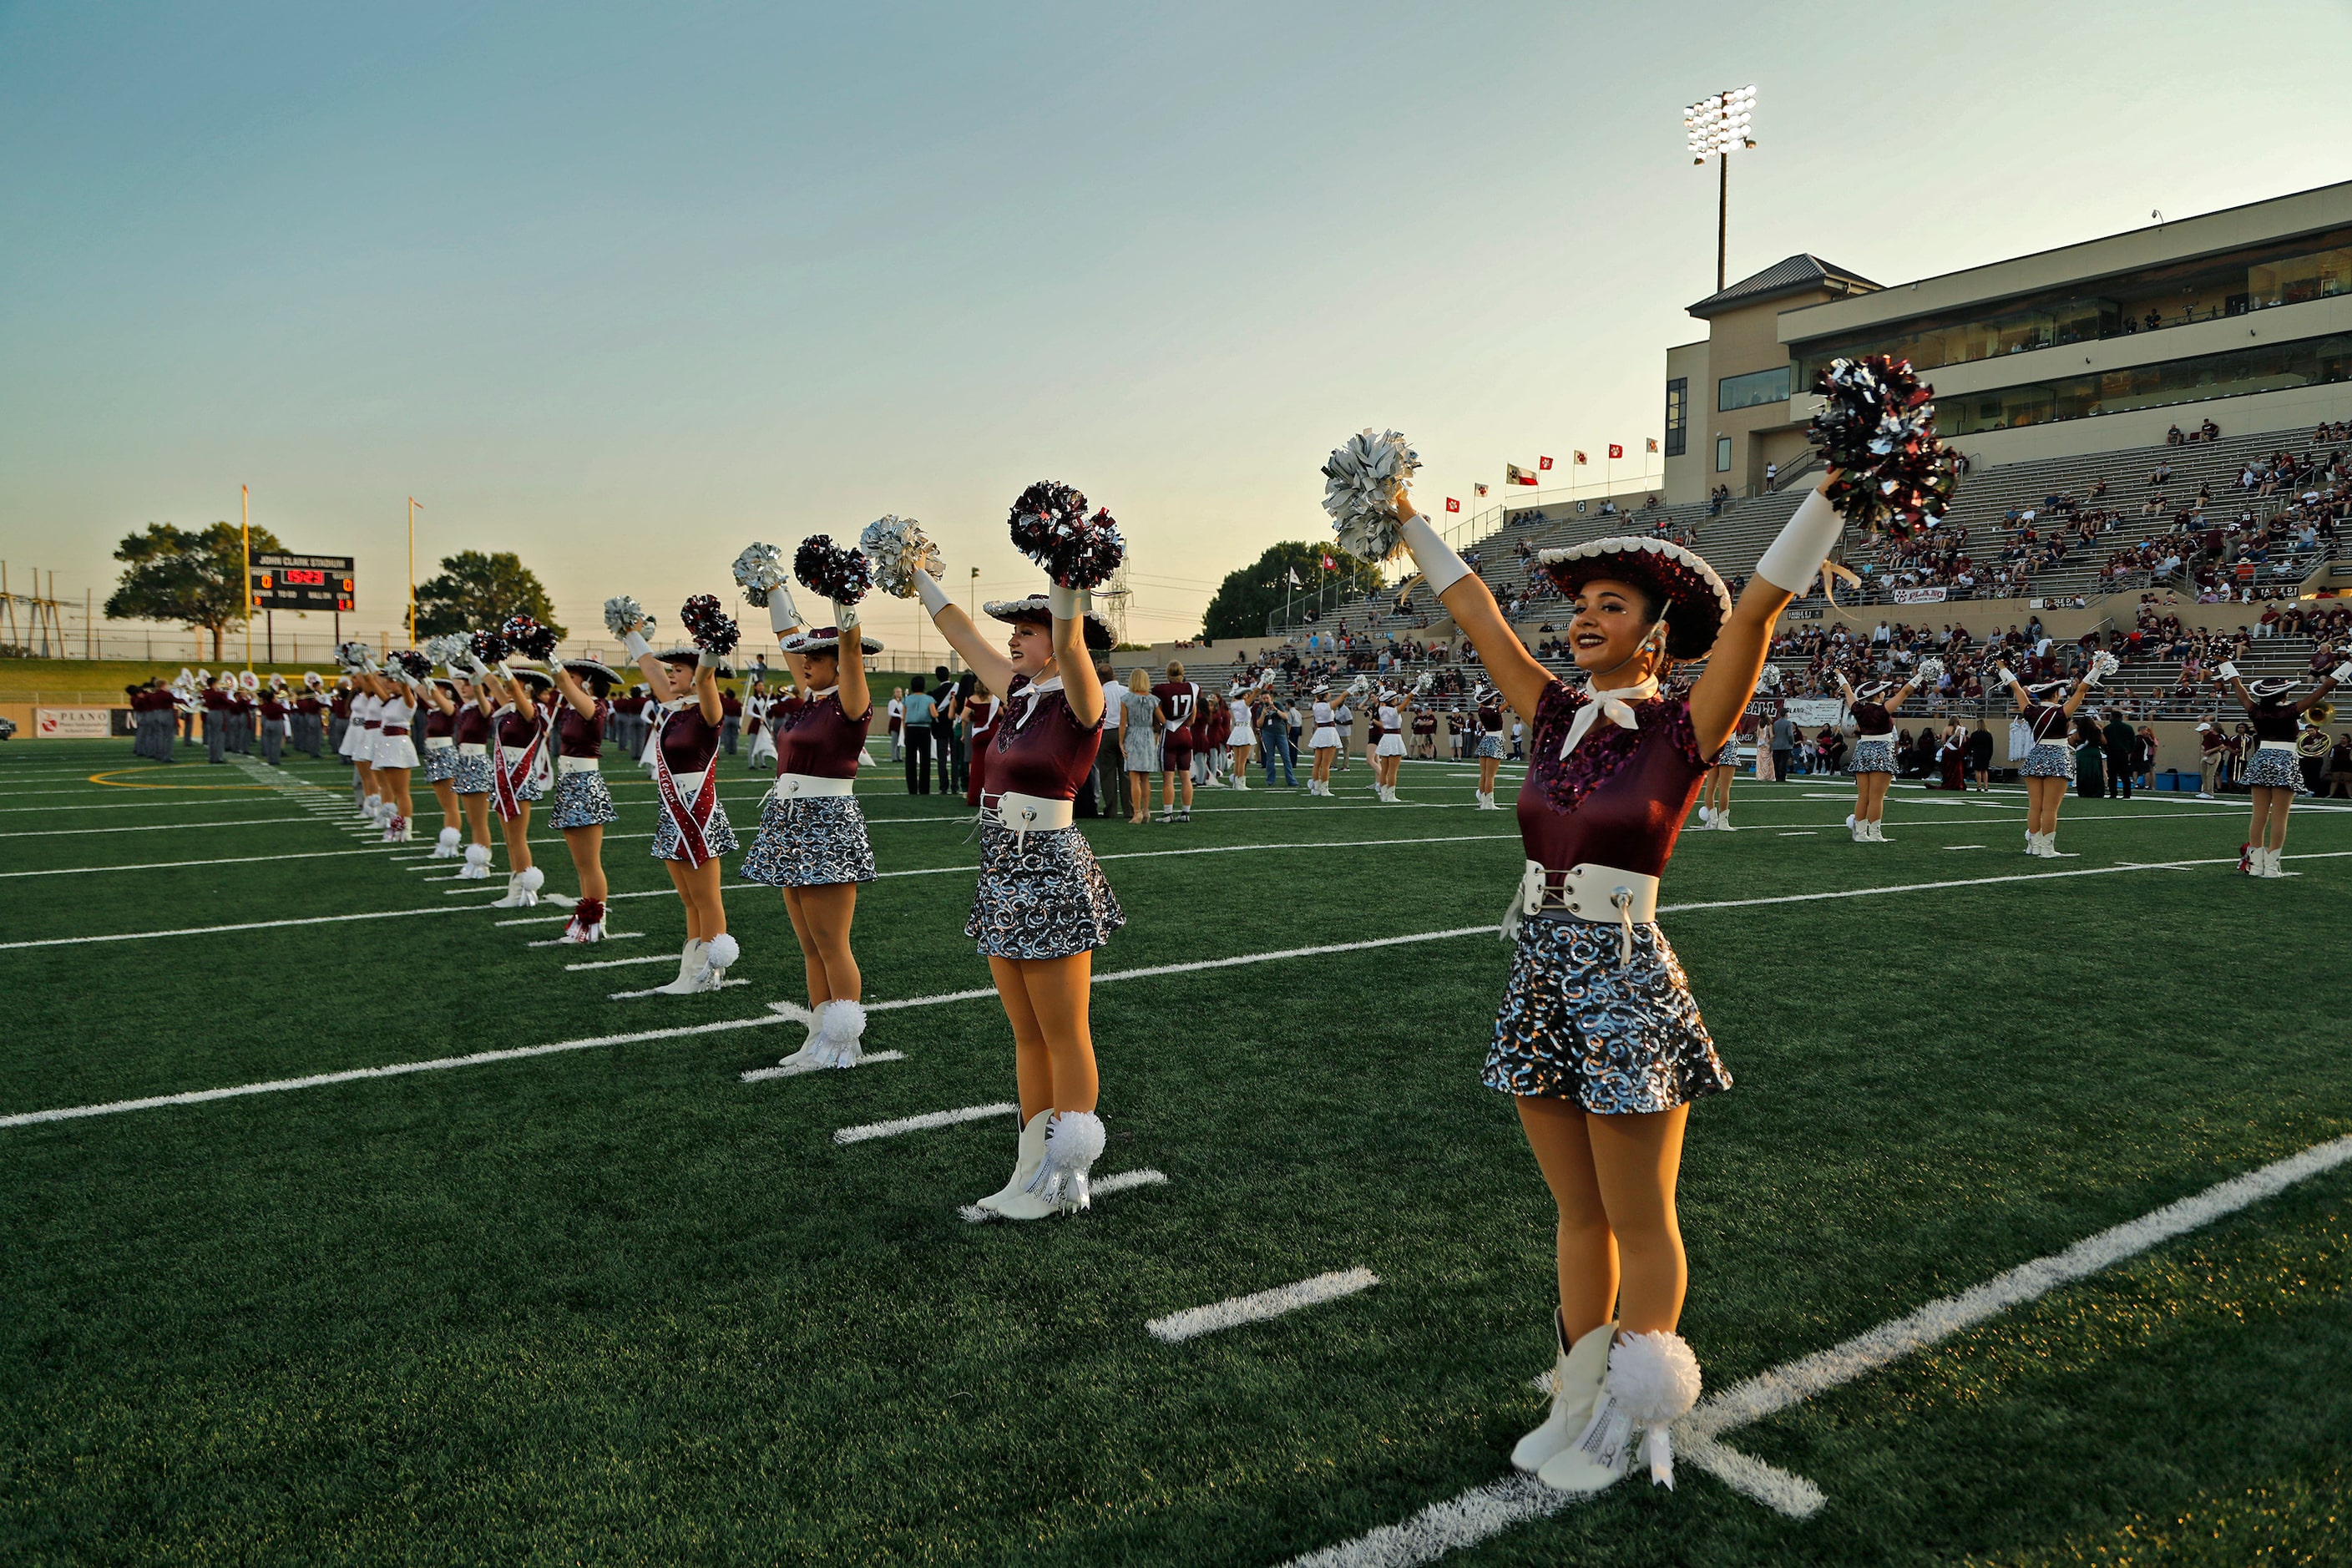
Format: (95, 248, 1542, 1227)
(201, 672, 230, 766)
(618, 603, 741, 994)
(1472, 682, 1508, 809)
(1305, 683, 1340, 796)
(326, 676, 352, 761)
(1835, 661, 1936, 842)
(548, 658, 624, 940)
(1995, 657, 2101, 858)
(258, 676, 289, 767)
(295, 673, 326, 758)
(1331, 682, 1356, 776)
(2217, 655, 2347, 878)
(1376, 453, 1844, 1497)
(742, 615, 879, 1067)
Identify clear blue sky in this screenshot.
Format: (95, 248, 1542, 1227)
(5, 0, 2349, 655)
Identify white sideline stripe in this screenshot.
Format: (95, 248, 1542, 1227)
(0, 1013, 798, 1129)
(739, 1050, 907, 1083)
(1148, 1267, 1379, 1344)
(832, 1101, 1017, 1145)
(13, 852, 2345, 1119)
(0, 797, 337, 815)
(531, 931, 645, 951)
(1283, 1134, 2352, 1561)
(867, 832, 1520, 882)
(563, 951, 669, 969)
(606, 978, 750, 1000)
(1943, 845, 1985, 851)
(0, 816, 307, 838)
(959, 1166, 1168, 1221)
(0, 847, 387, 878)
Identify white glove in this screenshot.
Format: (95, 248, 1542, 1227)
(912, 568, 952, 618)
(2333, 660, 2351, 685)
(766, 587, 803, 636)
(1047, 583, 1082, 620)
(623, 630, 654, 660)
(1399, 514, 1472, 597)
(697, 650, 725, 670)
(1754, 488, 1844, 595)
(832, 597, 860, 630)
(2217, 660, 2239, 680)
(1998, 666, 2021, 687)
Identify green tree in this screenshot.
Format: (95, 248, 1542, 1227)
(1200, 540, 1382, 640)
(105, 521, 287, 660)
(414, 551, 567, 639)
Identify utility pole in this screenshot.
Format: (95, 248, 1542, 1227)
(407, 496, 421, 645)
(241, 483, 253, 672)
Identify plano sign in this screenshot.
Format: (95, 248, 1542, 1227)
(250, 553, 355, 612)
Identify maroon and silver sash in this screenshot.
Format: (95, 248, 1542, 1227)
(652, 704, 718, 866)
(491, 706, 546, 819)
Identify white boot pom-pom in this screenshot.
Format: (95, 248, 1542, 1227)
(1606, 1331, 1702, 1488)
(822, 999, 867, 1066)
(703, 932, 740, 973)
(463, 842, 491, 869)
(518, 866, 544, 893)
(1024, 1110, 1106, 1208)
(436, 827, 460, 856)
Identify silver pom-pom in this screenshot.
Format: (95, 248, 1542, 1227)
(1321, 428, 1420, 563)
(1914, 656, 1945, 687)
(422, 633, 472, 669)
(859, 514, 945, 599)
(731, 543, 788, 608)
(603, 596, 655, 638)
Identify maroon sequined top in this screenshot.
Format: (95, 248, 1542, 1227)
(1516, 680, 1706, 880)
(658, 702, 721, 774)
(555, 698, 607, 758)
(986, 677, 1101, 803)
(1851, 700, 1893, 738)
(2027, 703, 2070, 742)
(455, 706, 492, 746)
(775, 690, 870, 779)
(495, 706, 539, 749)
(422, 704, 454, 739)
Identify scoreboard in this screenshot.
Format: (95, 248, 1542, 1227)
(251, 553, 355, 612)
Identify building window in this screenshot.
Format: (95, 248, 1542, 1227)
(1935, 331, 2352, 437)
(1715, 433, 1732, 473)
(1664, 378, 1687, 458)
(1717, 365, 1792, 412)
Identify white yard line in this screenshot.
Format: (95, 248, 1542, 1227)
(740, 1050, 908, 1083)
(606, 978, 749, 1000)
(531, 932, 645, 951)
(0, 797, 337, 815)
(1282, 1132, 2352, 1561)
(0, 847, 391, 878)
(957, 1166, 1168, 1222)
(1147, 1268, 1380, 1344)
(832, 1102, 1018, 1146)
(560, 950, 668, 969)
(0, 817, 308, 838)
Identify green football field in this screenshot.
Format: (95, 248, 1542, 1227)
(2, 736, 2346, 1566)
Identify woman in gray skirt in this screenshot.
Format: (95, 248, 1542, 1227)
(1120, 668, 1161, 824)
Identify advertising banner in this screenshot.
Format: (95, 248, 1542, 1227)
(1892, 586, 1948, 605)
(36, 707, 114, 738)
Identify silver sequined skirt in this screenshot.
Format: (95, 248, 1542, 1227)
(965, 821, 1125, 960)
(650, 795, 738, 862)
(422, 743, 459, 783)
(738, 792, 876, 887)
(1712, 738, 1737, 768)
(549, 768, 620, 829)
(2241, 748, 2309, 792)
(1478, 735, 1506, 760)
(1483, 917, 1732, 1115)
(2021, 740, 2076, 780)
(1851, 737, 1897, 776)
(451, 752, 495, 795)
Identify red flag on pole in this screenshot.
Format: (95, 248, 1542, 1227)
(1537, 455, 1553, 471)
(1474, 482, 1489, 496)
(1444, 497, 1460, 513)
(1608, 443, 1624, 460)
(1505, 464, 1539, 486)
(1320, 552, 1336, 571)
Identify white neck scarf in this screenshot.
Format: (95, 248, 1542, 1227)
(807, 685, 838, 700)
(1012, 674, 1063, 729)
(1559, 675, 1659, 759)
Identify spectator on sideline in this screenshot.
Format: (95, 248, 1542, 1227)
(1097, 662, 1129, 821)
(1770, 711, 1796, 781)
(887, 688, 905, 762)
(2102, 709, 2136, 799)
(901, 676, 935, 795)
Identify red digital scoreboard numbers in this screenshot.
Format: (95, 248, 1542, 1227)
(250, 553, 357, 613)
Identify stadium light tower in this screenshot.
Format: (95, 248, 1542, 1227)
(1684, 84, 1758, 293)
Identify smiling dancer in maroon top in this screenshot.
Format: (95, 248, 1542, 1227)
(1379, 456, 1846, 1496)
(473, 660, 552, 906)
(548, 658, 624, 942)
(618, 602, 741, 994)
(901, 498, 1125, 1222)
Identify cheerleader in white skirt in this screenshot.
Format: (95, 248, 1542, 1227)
(367, 667, 422, 842)
(1373, 690, 1407, 802)
(2218, 656, 2347, 877)
(1995, 658, 2101, 857)
(1304, 684, 1341, 796)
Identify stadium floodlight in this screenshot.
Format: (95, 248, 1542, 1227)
(1683, 84, 1758, 292)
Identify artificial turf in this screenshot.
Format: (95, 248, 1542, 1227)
(0, 738, 2345, 1565)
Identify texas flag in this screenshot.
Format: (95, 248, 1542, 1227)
(1608, 443, 1624, 460)
(1505, 464, 1539, 486)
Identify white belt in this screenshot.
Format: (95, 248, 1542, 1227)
(671, 770, 707, 799)
(989, 790, 1075, 840)
(423, 736, 455, 751)
(1858, 732, 1894, 746)
(558, 755, 602, 774)
(2257, 740, 2299, 753)
(773, 771, 855, 798)
(458, 742, 488, 756)
(1503, 859, 1661, 966)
